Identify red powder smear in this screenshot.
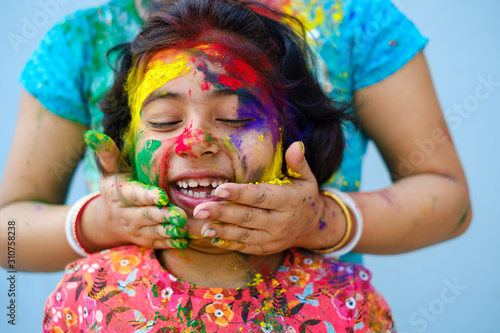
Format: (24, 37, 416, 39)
(188, 89, 192, 96)
(225, 59, 260, 87)
(174, 123, 204, 158)
(200, 81, 210, 91)
(217, 74, 246, 91)
(155, 138, 176, 190)
(206, 44, 263, 89)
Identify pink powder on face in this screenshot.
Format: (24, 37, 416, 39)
(174, 123, 220, 158)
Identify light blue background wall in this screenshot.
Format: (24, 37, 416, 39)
(0, 0, 498, 332)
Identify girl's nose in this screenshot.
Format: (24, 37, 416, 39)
(174, 126, 220, 158)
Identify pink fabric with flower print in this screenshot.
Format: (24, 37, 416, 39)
(43, 246, 394, 332)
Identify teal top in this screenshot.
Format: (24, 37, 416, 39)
(20, 0, 427, 263)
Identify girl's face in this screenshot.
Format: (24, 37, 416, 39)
(130, 46, 283, 216)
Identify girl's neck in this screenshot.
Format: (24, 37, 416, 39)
(158, 248, 285, 288)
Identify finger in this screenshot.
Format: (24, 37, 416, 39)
(211, 239, 267, 255)
(132, 223, 188, 239)
(116, 178, 170, 207)
(208, 182, 291, 210)
(152, 238, 189, 249)
(140, 205, 187, 227)
(84, 130, 120, 174)
(194, 202, 272, 230)
(284, 141, 315, 181)
(201, 222, 269, 244)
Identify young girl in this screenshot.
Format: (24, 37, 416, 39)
(44, 0, 394, 331)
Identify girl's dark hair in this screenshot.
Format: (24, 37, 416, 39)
(100, 0, 351, 184)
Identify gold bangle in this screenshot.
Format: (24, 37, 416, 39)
(311, 190, 353, 254)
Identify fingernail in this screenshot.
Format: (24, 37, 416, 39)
(155, 189, 169, 206)
(172, 227, 188, 237)
(169, 206, 184, 218)
(166, 215, 187, 227)
(298, 141, 305, 154)
(84, 130, 113, 153)
(203, 228, 216, 238)
(170, 239, 189, 249)
(214, 187, 230, 199)
(195, 209, 210, 219)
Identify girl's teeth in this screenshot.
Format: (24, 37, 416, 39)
(178, 188, 212, 198)
(177, 178, 230, 198)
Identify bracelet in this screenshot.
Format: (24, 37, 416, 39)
(65, 192, 101, 257)
(313, 187, 364, 257)
(312, 190, 352, 254)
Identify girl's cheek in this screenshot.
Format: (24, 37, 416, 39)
(135, 138, 176, 188)
(135, 139, 163, 186)
(224, 131, 273, 183)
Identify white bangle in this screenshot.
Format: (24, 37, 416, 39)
(319, 186, 363, 258)
(65, 192, 101, 257)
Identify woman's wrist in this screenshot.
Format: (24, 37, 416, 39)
(313, 187, 363, 257)
(297, 191, 348, 251)
(79, 194, 121, 253)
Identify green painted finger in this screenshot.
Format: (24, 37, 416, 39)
(170, 238, 189, 249)
(165, 206, 187, 227)
(84, 130, 114, 154)
(155, 188, 169, 207)
(162, 224, 189, 238)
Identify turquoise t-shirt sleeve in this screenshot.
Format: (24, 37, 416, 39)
(20, 11, 93, 126)
(350, 0, 428, 90)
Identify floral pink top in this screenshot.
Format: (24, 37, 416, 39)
(43, 246, 394, 332)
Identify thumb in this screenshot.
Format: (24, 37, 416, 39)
(284, 141, 315, 182)
(84, 130, 120, 174)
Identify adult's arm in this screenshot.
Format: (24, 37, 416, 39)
(193, 52, 472, 255)
(350, 52, 471, 253)
(0, 91, 86, 271)
(0, 92, 188, 271)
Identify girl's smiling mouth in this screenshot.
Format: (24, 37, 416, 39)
(175, 177, 229, 198)
(167, 172, 233, 211)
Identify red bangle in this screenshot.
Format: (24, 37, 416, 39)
(72, 192, 101, 255)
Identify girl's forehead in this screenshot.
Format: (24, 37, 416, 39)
(147, 43, 265, 86)
(137, 45, 271, 105)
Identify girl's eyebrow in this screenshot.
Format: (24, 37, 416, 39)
(142, 88, 264, 108)
(142, 90, 187, 108)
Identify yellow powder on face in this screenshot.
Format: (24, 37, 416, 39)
(122, 53, 191, 158)
(258, 140, 284, 182)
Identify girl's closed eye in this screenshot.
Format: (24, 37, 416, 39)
(147, 119, 183, 131)
(217, 118, 255, 127)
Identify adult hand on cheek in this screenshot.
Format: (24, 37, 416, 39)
(194, 142, 325, 255)
(80, 130, 190, 252)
